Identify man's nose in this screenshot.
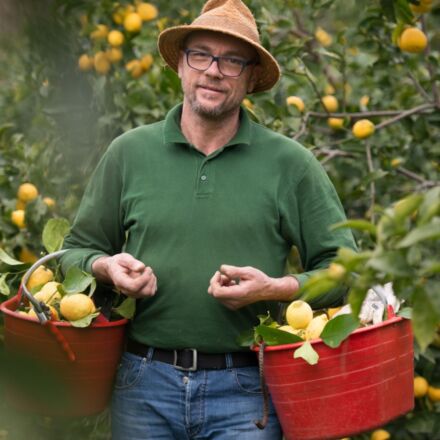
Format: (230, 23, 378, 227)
(205, 58, 224, 77)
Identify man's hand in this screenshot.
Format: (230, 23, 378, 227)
(92, 253, 157, 299)
(208, 265, 299, 310)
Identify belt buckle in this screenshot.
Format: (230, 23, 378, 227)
(173, 348, 198, 371)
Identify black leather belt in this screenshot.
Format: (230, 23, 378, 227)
(127, 338, 258, 371)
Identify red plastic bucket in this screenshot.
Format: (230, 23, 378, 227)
(253, 316, 414, 440)
(1, 294, 127, 417)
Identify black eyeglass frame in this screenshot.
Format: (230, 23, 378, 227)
(183, 49, 257, 77)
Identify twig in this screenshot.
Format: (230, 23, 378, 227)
(421, 16, 440, 105)
(293, 113, 310, 140)
(365, 141, 376, 222)
(395, 167, 439, 188)
(375, 103, 436, 130)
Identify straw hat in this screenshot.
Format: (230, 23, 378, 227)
(157, 0, 281, 93)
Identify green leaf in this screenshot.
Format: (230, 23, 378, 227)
(113, 296, 136, 319)
(0, 248, 25, 266)
(255, 325, 303, 346)
(62, 266, 95, 294)
(366, 251, 411, 276)
(300, 274, 339, 302)
(397, 221, 440, 248)
(0, 273, 10, 296)
(331, 220, 377, 236)
(69, 311, 100, 328)
(397, 307, 412, 319)
(293, 341, 319, 365)
(42, 218, 71, 253)
(412, 288, 439, 352)
(321, 314, 360, 348)
(393, 193, 424, 222)
(237, 329, 255, 348)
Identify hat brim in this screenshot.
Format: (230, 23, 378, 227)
(158, 25, 280, 93)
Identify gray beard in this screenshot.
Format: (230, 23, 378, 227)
(189, 96, 239, 121)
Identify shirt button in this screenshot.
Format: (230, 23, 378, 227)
(200, 175, 207, 181)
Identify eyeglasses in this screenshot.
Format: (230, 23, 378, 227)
(184, 49, 257, 77)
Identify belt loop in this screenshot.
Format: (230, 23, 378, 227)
(146, 347, 154, 363)
(225, 353, 234, 369)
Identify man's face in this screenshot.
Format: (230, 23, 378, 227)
(178, 31, 259, 120)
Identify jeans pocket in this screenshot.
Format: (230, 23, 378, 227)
(233, 366, 262, 394)
(114, 352, 146, 390)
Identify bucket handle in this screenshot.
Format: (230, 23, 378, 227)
(20, 250, 76, 362)
(255, 341, 269, 430)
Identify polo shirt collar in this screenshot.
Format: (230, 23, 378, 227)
(163, 103, 252, 148)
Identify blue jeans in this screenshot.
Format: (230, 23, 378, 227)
(111, 350, 282, 439)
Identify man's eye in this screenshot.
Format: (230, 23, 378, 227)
(191, 52, 211, 60)
(223, 57, 245, 66)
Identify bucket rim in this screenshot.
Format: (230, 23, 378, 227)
(251, 315, 408, 352)
(0, 294, 129, 328)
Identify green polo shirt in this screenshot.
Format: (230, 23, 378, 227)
(61, 104, 356, 353)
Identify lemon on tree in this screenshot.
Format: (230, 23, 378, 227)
(124, 12, 143, 33)
(126, 59, 144, 78)
(327, 117, 344, 130)
(398, 27, 428, 53)
(60, 294, 96, 321)
(11, 209, 25, 229)
(427, 385, 440, 402)
(286, 96, 305, 112)
(315, 26, 332, 46)
(352, 119, 375, 139)
(43, 196, 56, 208)
(78, 54, 94, 71)
(26, 265, 54, 291)
(140, 54, 154, 71)
(370, 429, 390, 440)
(108, 30, 125, 47)
(17, 182, 38, 202)
(90, 24, 109, 40)
(414, 376, 429, 398)
(94, 51, 111, 75)
(137, 2, 158, 21)
(18, 247, 38, 264)
(321, 95, 339, 112)
(286, 300, 313, 329)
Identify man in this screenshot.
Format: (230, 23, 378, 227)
(61, 0, 357, 438)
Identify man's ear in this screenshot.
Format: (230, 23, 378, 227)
(177, 51, 184, 78)
(247, 65, 262, 93)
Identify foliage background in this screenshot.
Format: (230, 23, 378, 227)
(0, 0, 439, 438)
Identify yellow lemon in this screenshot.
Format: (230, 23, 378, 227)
(286, 300, 313, 329)
(108, 30, 125, 47)
(278, 325, 305, 338)
(414, 376, 429, 398)
(327, 117, 344, 130)
(34, 281, 62, 305)
(242, 98, 253, 110)
(427, 385, 440, 402)
(28, 305, 59, 321)
(26, 266, 54, 291)
(360, 95, 370, 107)
(124, 12, 143, 33)
(11, 210, 25, 229)
(94, 51, 111, 75)
(370, 429, 390, 440)
(17, 183, 38, 202)
(286, 96, 305, 112)
(137, 2, 158, 21)
(327, 307, 342, 319)
(315, 27, 332, 46)
(106, 47, 123, 63)
(321, 95, 338, 112)
(43, 196, 56, 208)
(305, 314, 328, 340)
(327, 262, 347, 280)
(324, 83, 335, 95)
(398, 27, 428, 53)
(60, 294, 96, 321)
(390, 158, 403, 168)
(410, 2, 432, 13)
(126, 59, 144, 78)
(18, 247, 38, 264)
(90, 24, 109, 40)
(140, 54, 154, 71)
(78, 54, 94, 71)
(352, 119, 375, 139)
